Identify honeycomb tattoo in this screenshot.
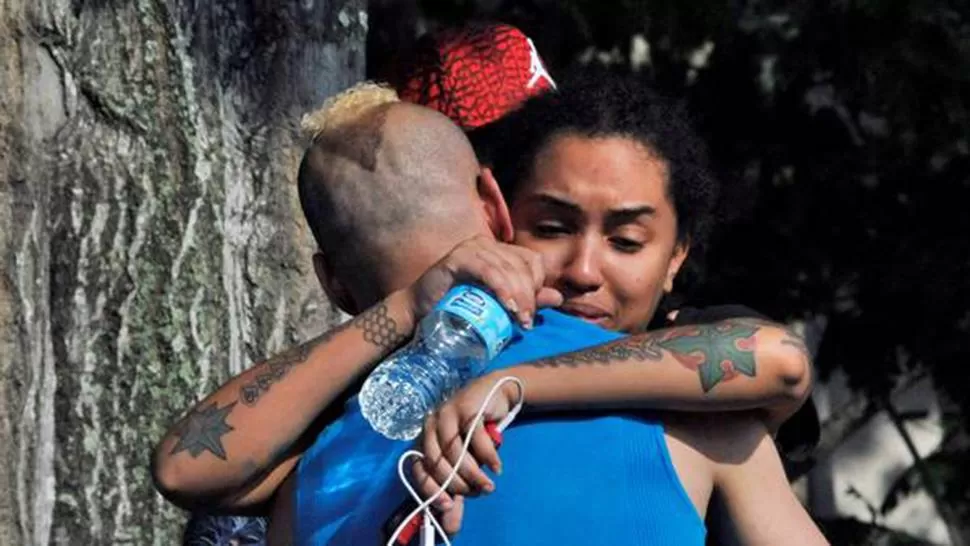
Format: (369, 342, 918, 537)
(353, 302, 407, 350)
(234, 302, 405, 409)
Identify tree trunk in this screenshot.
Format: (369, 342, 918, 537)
(0, 1, 366, 544)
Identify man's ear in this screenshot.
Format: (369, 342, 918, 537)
(664, 241, 691, 293)
(313, 252, 361, 315)
(477, 167, 514, 242)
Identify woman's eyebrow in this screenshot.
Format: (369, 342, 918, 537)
(533, 194, 582, 214)
(605, 206, 656, 228)
(531, 193, 656, 223)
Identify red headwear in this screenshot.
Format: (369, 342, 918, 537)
(395, 23, 556, 130)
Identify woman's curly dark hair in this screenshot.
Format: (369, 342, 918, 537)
(486, 70, 720, 262)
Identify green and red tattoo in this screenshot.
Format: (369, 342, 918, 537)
(655, 322, 759, 392)
(536, 319, 763, 393)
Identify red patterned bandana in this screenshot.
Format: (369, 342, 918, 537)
(397, 23, 556, 130)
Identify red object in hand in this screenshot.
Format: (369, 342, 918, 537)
(484, 420, 503, 448)
(390, 420, 505, 544)
(395, 512, 423, 545)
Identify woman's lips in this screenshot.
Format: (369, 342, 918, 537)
(560, 303, 611, 325)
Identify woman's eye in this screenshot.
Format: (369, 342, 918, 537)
(610, 237, 644, 253)
(533, 223, 570, 238)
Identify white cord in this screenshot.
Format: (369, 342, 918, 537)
(386, 376, 525, 546)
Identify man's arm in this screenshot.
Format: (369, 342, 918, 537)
(497, 318, 812, 432)
(708, 416, 829, 545)
(150, 290, 414, 512)
(151, 235, 557, 513)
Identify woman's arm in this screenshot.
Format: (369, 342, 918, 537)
(506, 318, 813, 430)
(413, 319, 813, 503)
(707, 416, 829, 545)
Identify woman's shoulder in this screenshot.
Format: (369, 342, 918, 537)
(665, 411, 774, 466)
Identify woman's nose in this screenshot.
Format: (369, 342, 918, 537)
(557, 237, 604, 295)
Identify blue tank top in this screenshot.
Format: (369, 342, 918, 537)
(294, 309, 704, 545)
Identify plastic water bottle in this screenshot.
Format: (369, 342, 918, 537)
(359, 285, 515, 440)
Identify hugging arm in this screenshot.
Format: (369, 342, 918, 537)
(151, 291, 415, 512)
(498, 318, 813, 432)
(151, 235, 554, 512)
(414, 318, 814, 508)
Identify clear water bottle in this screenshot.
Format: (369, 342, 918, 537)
(359, 285, 515, 440)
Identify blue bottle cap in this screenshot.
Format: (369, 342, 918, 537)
(435, 285, 514, 359)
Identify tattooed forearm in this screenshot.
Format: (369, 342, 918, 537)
(351, 301, 408, 350)
(780, 328, 811, 362)
(655, 321, 760, 393)
(239, 327, 344, 407)
(236, 302, 406, 408)
(537, 336, 664, 367)
(533, 319, 763, 393)
(171, 402, 237, 460)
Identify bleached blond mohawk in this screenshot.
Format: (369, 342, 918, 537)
(301, 81, 400, 141)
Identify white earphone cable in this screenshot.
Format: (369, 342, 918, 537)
(387, 376, 525, 546)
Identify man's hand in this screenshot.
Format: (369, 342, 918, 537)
(411, 373, 517, 513)
(404, 235, 563, 328)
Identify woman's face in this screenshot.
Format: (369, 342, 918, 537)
(511, 134, 689, 332)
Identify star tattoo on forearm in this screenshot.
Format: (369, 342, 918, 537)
(168, 302, 410, 463)
(170, 401, 237, 460)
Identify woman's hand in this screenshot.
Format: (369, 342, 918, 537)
(404, 235, 563, 328)
(412, 373, 519, 510)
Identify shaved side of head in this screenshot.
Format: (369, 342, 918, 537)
(298, 82, 485, 301)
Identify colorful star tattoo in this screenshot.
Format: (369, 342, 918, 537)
(657, 322, 759, 392)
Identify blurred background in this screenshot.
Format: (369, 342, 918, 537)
(1, 0, 967, 544)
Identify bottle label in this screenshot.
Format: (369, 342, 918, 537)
(435, 285, 514, 359)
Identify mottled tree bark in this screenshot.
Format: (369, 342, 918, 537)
(0, 0, 366, 543)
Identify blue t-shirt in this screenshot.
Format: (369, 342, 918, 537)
(294, 309, 704, 545)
